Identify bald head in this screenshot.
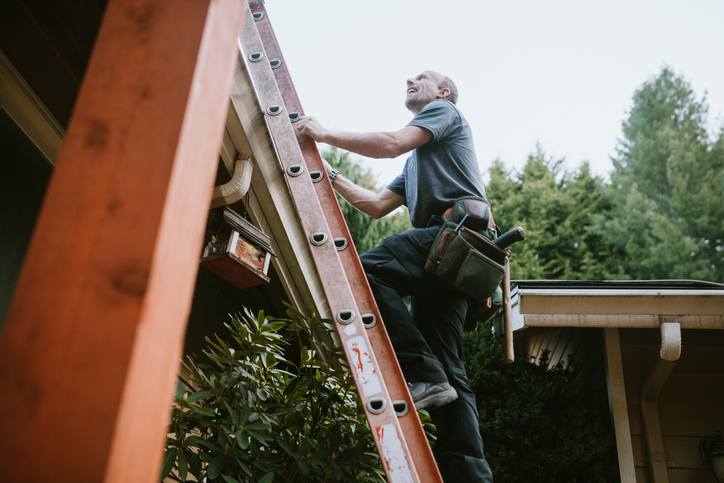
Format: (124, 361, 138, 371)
(424, 71, 458, 104)
(405, 71, 459, 114)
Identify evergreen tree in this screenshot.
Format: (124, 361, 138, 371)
(321, 148, 413, 254)
(486, 151, 613, 280)
(591, 67, 724, 281)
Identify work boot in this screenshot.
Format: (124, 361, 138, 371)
(407, 382, 458, 411)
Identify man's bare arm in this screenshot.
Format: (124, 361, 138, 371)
(322, 160, 405, 219)
(297, 116, 432, 159)
(296, 116, 414, 217)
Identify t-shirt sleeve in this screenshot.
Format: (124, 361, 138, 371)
(386, 173, 406, 200)
(407, 100, 459, 143)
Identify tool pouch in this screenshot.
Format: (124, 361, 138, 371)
(425, 220, 507, 300)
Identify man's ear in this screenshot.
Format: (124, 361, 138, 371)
(437, 88, 451, 100)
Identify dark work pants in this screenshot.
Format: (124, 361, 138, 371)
(360, 220, 494, 483)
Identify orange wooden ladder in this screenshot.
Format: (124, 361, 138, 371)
(240, 2, 443, 482)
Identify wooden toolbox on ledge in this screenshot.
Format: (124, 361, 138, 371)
(200, 208, 275, 289)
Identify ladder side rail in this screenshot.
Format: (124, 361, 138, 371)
(239, 11, 420, 483)
(248, 4, 443, 481)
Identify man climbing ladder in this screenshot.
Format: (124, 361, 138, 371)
(297, 70, 495, 482)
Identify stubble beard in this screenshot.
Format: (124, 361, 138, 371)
(404, 95, 416, 112)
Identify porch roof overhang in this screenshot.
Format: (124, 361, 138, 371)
(511, 279, 724, 331)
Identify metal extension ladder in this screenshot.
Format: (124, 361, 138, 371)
(240, 2, 443, 482)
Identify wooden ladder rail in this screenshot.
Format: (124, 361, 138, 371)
(241, 3, 443, 482)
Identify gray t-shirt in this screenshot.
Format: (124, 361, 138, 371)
(387, 99, 487, 228)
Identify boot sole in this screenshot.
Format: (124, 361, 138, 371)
(414, 387, 458, 411)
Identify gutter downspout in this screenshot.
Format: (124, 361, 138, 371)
(641, 316, 681, 483)
(210, 154, 254, 209)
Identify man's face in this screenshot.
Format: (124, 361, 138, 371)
(405, 71, 446, 114)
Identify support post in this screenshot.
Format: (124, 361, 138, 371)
(0, 1, 245, 481)
(503, 257, 514, 362)
(604, 327, 637, 483)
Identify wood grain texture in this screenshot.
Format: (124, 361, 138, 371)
(0, 0, 245, 481)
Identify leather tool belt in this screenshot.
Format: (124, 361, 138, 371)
(441, 196, 497, 233)
(425, 197, 506, 300)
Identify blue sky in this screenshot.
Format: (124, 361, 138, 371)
(263, 0, 724, 184)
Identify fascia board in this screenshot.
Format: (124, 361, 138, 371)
(518, 289, 724, 316)
(511, 288, 724, 330)
(517, 313, 724, 329)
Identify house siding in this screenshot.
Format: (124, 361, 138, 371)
(620, 328, 724, 482)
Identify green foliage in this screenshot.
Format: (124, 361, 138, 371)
(163, 306, 385, 482)
(463, 324, 619, 482)
(591, 66, 724, 281)
(486, 150, 614, 280)
(322, 147, 413, 254)
(487, 67, 724, 283)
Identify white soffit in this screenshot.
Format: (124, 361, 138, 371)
(511, 281, 724, 330)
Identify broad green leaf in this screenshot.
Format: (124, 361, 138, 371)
(240, 403, 250, 425)
(244, 422, 271, 430)
(237, 430, 249, 450)
(248, 430, 272, 444)
(197, 438, 222, 454)
(177, 449, 188, 481)
(189, 452, 201, 477)
(283, 376, 303, 396)
(192, 406, 215, 416)
(221, 475, 241, 483)
(176, 380, 185, 401)
(299, 436, 313, 455)
(225, 402, 239, 427)
(251, 458, 273, 471)
(234, 455, 253, 476)
(187, 390, 211, 403)
(267, 405, 295, 415)
(293, 413, 305, 431)
(206, 455, 225, 479)
(183, 435, 202, 448)
(278, 440, 296, 457)
(259, 471, 275, 483)
(330, 424, 341, 451)
(159, 447, 176, 479)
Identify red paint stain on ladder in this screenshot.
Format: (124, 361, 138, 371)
(350, 340, 376, 378)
